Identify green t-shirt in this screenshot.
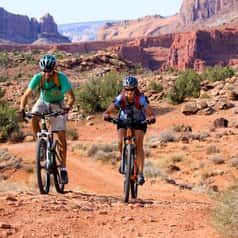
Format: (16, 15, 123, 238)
(28, 72, 72, 103)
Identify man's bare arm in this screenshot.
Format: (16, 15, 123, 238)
(65, 89, 75, 109)
(20, 88, 32, 110)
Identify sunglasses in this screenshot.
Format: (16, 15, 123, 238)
(43, 69, 53, 73)
(125, 87, 135, 92)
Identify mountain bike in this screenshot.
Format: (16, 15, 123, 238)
(105, 116, 154, 203)
(25, 111, 66, 194)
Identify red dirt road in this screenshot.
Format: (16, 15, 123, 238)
(0, 141, 220, 238)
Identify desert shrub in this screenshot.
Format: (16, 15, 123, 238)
(212, 184, 238, 237)
(66, 128, 79, 140)
(0, 75, 7, 82)
(0, 103, 20, 142)
(159, 129, 177, 143)
(0, 88, 4, 98)
(201, 66, 234, 82)
(206, 145, 220, 154)
(146, 80, 163, 92)
(87, 143, 117, 156)
(75, 71, 122, 112)
(144, 160, 163, 178)
(0, 52, 9, 67)
(87, 142, 118, 162)
(167, 69, 201, 104)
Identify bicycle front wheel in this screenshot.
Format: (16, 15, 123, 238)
(123, 144, 133, 203)
(36, 137, 50, 194)
(53, 141, 64, 193)
(131, 180, 138, 199)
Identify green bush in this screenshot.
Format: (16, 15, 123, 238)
(0, 104, 20, 142)
(146, 80, 163, 92)
(66, 128, 79, 140)
(0, 88, 4, 98)
(201, 66, 234, 82)
(0, 75, 7, 82)
(75, 71, 122, 112)
(168, 69, 201, 104)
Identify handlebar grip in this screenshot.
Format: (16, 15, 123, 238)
(104, 117, 112, 122)
(148, 118, 156, 124)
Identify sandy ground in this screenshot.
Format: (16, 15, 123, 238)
(0, 102, 225, 238)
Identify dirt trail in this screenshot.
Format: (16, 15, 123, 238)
(0, 142, 220, 238)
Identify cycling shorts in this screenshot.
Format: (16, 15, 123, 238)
(32, 98, 67, 131)
(117, 122, 147, 133)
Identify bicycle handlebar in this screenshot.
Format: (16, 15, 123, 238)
(25, 111, 67, 119)
(104, 117, 155, 125)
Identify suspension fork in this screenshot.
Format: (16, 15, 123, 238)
(126, 128, 137, 180)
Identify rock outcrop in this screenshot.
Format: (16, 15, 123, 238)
(0, 27, 237, 71)
(180, 0, 238, 24)
(98, 0, 238, 40)
(0, 8, 70, 44)
(166, 27, 238, 70)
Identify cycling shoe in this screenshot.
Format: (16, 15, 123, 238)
(137, 173, 145, 185)
(60, 169, 68, 184)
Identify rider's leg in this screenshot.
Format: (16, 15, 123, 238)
(31, 98, 48, 140)
(118, 128, 126, 155)
(32, 115, 41, 140)
(56, 130, 68, 184)
(118, 128, 126, 173)
(55, 130, 67, 167)
(134, 130, 145, 174)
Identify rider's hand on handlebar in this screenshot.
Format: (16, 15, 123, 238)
(147, 116, 156, 124)
(62, 105, 71, 113)
(16, 109, 25, 119)
(103, 112, 111, 120)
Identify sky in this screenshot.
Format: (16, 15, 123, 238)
(0, 0, 183, 24)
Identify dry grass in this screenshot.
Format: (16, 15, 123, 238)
(206, 145, 220, 155)
(211, 184, 238, 238)
(159, 129, 177, 143)
(66, 127, 79, 140)
(87, 142, 118, 162)
(144, 160, 165, 179)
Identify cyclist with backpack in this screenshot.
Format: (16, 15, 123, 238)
(17, 54, 75, 184)
(103, 76, 156, 185)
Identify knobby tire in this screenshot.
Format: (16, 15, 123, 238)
(36, 137, 50, 194)
(53, 141, 65, 193)
(123, 144, 133, 203)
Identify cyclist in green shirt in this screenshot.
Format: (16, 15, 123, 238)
(18, 54, 75, 184)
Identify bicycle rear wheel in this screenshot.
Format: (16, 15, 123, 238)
(123, 144, 133, 203)
(36, 137, 50, 194)
(130, 151, 138, 199)
(53, 141, 64, 193)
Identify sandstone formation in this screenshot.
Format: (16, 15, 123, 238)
(0, 26, 238, 71)
(0, 8, 70, 44)
(97, 0, 238, 40)
(180, 0, 238, 24)
(166, 27, 238, 70)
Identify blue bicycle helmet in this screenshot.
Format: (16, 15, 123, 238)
(122, 76, 138, 87)
(39, 54, 56, 71)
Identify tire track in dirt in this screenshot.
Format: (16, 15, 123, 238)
(0, 142, 221, 238)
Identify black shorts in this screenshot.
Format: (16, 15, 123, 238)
(117, 122, 147, 133)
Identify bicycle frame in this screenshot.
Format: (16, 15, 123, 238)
(123, 124, 137, 181)
(25, 111, 65, 194)
(36, 115, 55, 171)
(105, 116, 150, 202)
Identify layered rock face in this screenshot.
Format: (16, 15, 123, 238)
(98, 0, 238, 40)
(180, 0, 238, 24)
(0, 27, 238, 71)
(166, 27, 238, 70)
(0, 8, 70, 44)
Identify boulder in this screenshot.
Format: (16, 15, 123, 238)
(213, 118, 229, 128)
